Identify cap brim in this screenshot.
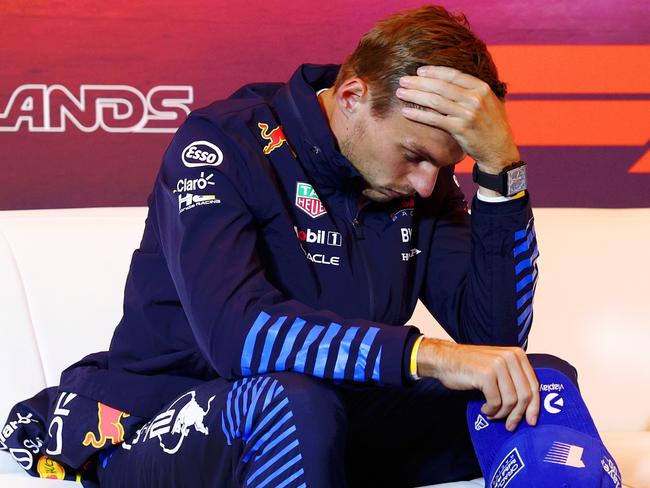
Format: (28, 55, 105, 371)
(485, 425, 620, 487)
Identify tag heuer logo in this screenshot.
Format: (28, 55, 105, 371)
(295, 182, 327, 218)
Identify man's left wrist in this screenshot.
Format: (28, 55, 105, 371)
(476, 149, 521, 174)
(473, 159, 527, 197)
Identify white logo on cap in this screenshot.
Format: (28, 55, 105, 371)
(474, 414, 489, 431)
(601, 457, 621, 487)
(544, 393, 564, 414)
(539, 383, 565, 393)
(490, 448, 525, 488)
(544, 441, 585, 468)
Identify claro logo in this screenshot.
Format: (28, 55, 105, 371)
(182, 141, 223, 168)
(0, 84, 193, 133)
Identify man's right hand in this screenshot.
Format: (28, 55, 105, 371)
(416, 338, 540, 432)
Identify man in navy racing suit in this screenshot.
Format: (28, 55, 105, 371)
(2, 5, 565, 487)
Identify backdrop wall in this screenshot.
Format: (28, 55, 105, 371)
(1, 0, 648, 210)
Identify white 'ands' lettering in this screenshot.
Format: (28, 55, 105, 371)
(0, 84, 193, 133)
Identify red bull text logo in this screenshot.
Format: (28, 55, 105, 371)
(258, 122, 287, 155)
(83, 403, 130, 449)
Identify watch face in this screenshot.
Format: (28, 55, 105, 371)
(506, 166, 527, 196)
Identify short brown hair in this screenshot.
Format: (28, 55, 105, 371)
(334, 5, 507, 117)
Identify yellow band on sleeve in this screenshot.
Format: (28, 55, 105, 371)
(410, 335, 425, 380)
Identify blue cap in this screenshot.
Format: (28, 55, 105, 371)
(466, 368, 623, 487)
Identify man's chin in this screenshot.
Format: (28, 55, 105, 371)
(361, 188, 396, 203)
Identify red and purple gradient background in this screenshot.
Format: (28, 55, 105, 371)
(1, 0, 648, 209)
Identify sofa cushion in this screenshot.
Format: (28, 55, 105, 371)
(0, 207, 647, 488)
(0, 231, 46, 423)
(0, 208, 147, 388)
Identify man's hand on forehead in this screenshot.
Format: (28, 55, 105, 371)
(395, 65, 520, 174)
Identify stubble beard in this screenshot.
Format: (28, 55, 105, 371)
(339, 119, 393, 203)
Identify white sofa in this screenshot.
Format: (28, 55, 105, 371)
(0, 207, 648, 488)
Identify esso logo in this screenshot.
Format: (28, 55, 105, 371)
(182, 141, 224, 168)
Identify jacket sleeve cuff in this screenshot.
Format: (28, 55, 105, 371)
(472, 190, 530, 215)
(476, 189, 526, 203)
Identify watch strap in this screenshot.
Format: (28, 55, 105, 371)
(472, 161, 527, 197)
(472, 164, 504, 193)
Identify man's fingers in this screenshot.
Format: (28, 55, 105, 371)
(415, 65, 486, 91)
(434, 344, 540, 433)
(479, 369, 502, 418)
(399, 106, 462, 135)
(503, 351, 534, 431)
(520, 354, 540, 426)
(399, 75, 466, 102)
(489, 356, 518, 422)
(395, 87, 469, 118)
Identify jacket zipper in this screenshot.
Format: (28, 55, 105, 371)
(347, 195, 376, 321)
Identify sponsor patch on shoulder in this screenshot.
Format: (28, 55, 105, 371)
(295, 182, 327, 218)
(182, 141, 223, 168)
(178, 193, 221, 214)
(258, 122, 287, 155)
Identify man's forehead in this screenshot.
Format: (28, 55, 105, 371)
(399, 118, 461, 162)
(403, 116, 451, 142)
(377, 109, 449, 143)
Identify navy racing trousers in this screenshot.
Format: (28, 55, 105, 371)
(3, 354, 576, 487)
(96, 354, 578, 488)
(96, 370, 484, 488)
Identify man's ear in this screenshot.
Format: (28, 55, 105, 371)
(334, 77, 370, 118)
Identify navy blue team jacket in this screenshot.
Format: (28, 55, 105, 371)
(58, 63, 539, 420)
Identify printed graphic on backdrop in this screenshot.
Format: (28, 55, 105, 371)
(0, 85, 193, 133)
(0, 1, 647, 209)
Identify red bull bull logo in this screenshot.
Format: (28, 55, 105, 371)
(83, 403, 130, 449)
(121, 390, 215, 455)
(258, 122, 287, 155)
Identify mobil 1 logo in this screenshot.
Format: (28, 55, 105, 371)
(294, 226, 342, 247)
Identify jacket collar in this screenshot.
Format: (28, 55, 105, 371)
(272, 64, 364, 192)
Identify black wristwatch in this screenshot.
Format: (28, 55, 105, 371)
(472, 160, 527, 197)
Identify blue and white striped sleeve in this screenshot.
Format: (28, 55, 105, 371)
(421, 168, 538, 348)
(512, 215, 539, 348)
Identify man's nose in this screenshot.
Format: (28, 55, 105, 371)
(408, 164, 439, 198)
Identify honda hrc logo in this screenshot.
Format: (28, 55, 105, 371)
(294, 226, 342, 247)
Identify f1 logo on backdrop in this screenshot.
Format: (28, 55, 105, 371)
(0, 84, 193, 133)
